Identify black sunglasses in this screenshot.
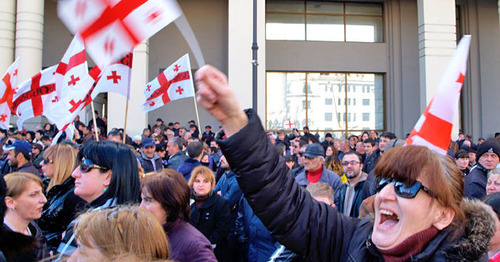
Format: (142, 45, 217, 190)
(43, 158, 53, 164)
(298, 151, 305, 157)
(80, 159, 108, 173)
(376, 177, 431, 199)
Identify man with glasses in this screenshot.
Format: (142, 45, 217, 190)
(335, 152, 367, 218)
(291, 142, 307, 178)
(294, 144, 342, 192)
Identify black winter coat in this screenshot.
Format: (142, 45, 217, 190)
(190, 192, 231, 261)
(39, 177, 85, 251)
(464, 163, 488, 199)
(218, 109, 493, 262)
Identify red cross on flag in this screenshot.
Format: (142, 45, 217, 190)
(45, 67, 101, 131)
(58, 0, 181, 68)
(91, 53, 133, 99)
(13, 66, 58, 129)
(54, 35, 88, 98)
(142, 54, 194, 112)
(0, 58, 20, 129)
(406, 35, 471, 155)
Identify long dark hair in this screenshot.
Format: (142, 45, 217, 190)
(78, 140, 140, 205)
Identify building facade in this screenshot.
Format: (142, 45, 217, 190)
(0, 0, 498, 139)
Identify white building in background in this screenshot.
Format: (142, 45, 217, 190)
(0, 0, 498, 140)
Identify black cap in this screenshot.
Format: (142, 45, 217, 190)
(476, 140, 500, 162)
(325, 133, 332, 138)
(205, 125, 211, 129)
(168, 122, 174, 126)
(303, 143, 324, 158)
(156, 118, 163, 122)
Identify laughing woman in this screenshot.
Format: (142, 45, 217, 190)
(195, 65, 495, 261)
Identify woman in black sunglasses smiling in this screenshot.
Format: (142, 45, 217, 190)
(195, 65, 495, 262)
(57, 140, 141, 257)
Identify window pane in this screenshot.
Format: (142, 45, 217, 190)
(307, 73, 345, 130)
(267, 13, 306, 40)
(345, 3, 383, 16)
(266, 72, 306, 130)
(347, 73, 384, 130)
(306, 15, 344, 41)
(346, 16, 383, 42)
(267, 0, 305, 13)
(306, 1, 343, 14)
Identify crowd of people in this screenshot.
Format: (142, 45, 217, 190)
(0, 64, 499, 261)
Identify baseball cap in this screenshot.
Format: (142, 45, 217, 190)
(142, 138, 155, 148)
(303, 143, 324, 158)
(3, 140, 32, 155)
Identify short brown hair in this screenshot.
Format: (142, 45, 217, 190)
(74, 205, 169, 260)
(375, 146, 465, 235)
(188, 166, 215, 189)
(4, 172, 43, 199)
(141, 170, 190, 222)
(306, 182, 334, 204)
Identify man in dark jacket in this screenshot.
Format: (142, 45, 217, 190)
(166, 137, 188, 171)
(362, 138, 378, 174)
(321, 133, 334, 151)
(464, 139, 500, 199)
(137, 138, 163, 173)
(294, 143, 342, 192)
(4, 140, 39, 177)
(201, 125, 215, 144)
(335, 152, 367, 218)
(177, 141, 203, 180)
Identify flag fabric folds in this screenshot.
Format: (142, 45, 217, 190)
(406, 35, 472, 155)
(54, 35, 88, 99)
(142, 54, 194, 112)
(58, 0, 182, 68)
(91, 53, 133, 99)
(0, 58, 20, 129)
(13, 66, 57, 129)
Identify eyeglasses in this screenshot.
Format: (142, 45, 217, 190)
(342, 160, 360, 166)
(43, 158, 53, 164)
(298, 151, 305, 157)
(376, 177, 432, 199)
(80, 158, 108, 173)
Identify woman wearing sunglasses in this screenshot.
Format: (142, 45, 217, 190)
(39, 144, 86, 253)
(57, 140, 141, 256)
(195, 65, 495, 261)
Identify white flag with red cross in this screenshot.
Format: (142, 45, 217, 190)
(91, 53, 132, 99)
(45, 67, 101, 131)
(54, 35, 88, 99)
(406, 35, 472, 155)
(142, 54, 194, 112)
(58, 0, 182, 68)
(0, 58, 20, 129)
(13, 66, 58, 129)
(51, 122, 77, 146)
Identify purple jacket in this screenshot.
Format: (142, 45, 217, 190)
(164, 219, 216, 262)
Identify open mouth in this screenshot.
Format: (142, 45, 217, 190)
(379, 209, 399, 229)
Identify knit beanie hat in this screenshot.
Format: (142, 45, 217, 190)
(476, 140, 500, 162)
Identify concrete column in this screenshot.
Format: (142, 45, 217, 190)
(108, 41, 148, 138)
(417, 0, 459, 138)
(0, 0, 16, 74)
(15, 0, 44, 84)
(228, 0, 266, 118)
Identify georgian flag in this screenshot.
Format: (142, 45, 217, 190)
(58, 0, 182, 68)
(406, 35, 472, 155)
(142, 54, 194, 112)
(91, 53, 132, 99)
(54, 35, 88, 98)
(45, 67, 101, 131)
(0, 58, 20, 129)
(13, 66, 57, 129)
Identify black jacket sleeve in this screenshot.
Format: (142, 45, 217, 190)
(218, 110, 361, 262)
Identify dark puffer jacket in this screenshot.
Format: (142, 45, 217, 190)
(39, 177, 85, 252)
(218, 109, 494, 262)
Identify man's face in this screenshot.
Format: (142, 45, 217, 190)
(364, 142, 374, 155)
(7, 150, 18, 167)
(167, 142, 179, 155)
(469, 152, 476, 164)
(108, 135, 121, 143)
(156, 121, 162, 126)
(297, 146, 307, 167)
(370, 130, 378, 139)
(379, 136, 390, 152)
(220, 155, 230, 169)
(174, 123, 180, 129)
(206, 127, 211, 132)
(304, 156, 322, 172)
(210, 141, 218, 149)
(35, 132, 42, 140)
(42, 139, 51, 147)
(144, 129, 151, 137)
(143, 146, 155, 158)
(478, 153, 499, 170)
(326, 136, 332, 142)
(342, 154, 362, 179)
(356, 142, 365, 154)
(341, 141, 349, 152)
(179, 129, 186, 137)
(459, 134, 465, 140)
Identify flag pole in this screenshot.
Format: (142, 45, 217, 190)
(123, 100, 129, 143)
(193, 96, 200, 139)
(90, 101, 99, 141)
